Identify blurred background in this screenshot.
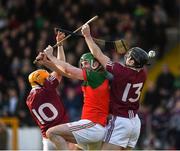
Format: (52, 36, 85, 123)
(0, 0, 179, 150)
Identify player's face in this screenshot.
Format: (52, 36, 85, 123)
(81, 60, 91, 69)
(125, 56, 134, 66)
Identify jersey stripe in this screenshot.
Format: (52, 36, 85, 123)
(105, 116, 116, 142)
(69, 122, 95, 132)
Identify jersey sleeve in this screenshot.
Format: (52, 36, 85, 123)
(44, 75, 59, 89)
(106, 60, 124, 76)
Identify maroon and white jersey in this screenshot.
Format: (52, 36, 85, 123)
(106, 61, 147, 118)
(26, 75, 69, 138)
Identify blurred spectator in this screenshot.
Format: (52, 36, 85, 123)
(0, 3, 8, 31)
(0, 92, 4, 116)
(143, 81, 159, 112)
(137, 105, 150, 149)
(151, 106, 169, 149)
(156, 64, 175, 106)
(152, 14, 167, 59)
(168, 95, 180, 149)
(153, 4, 167, 25)
(7, 88, 18, 116)
(0, 91, 9, 117)
(143, 132, 161, 150)
(63, 87, 83, 122)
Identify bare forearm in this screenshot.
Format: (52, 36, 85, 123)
(43, 61, 64, 75)
(84, 36, 110, 68)
(44, 45, 83, 80)
(84, 36, 102, 58)
(43, 59, 74, 79)
(48, 55, 68, 73)
(49, 55, 84, 80)
(57, 45, 65, 61)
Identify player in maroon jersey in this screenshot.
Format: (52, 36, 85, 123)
(36, 47, 109, 150)
(81, 24, 155, 150)
(26, 32, 69, 150)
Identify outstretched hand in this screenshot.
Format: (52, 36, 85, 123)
(36, 52, 44, 61)
(56, 31, 65, 44)
(81, 24, 91, 38)
(44, 45, 53, 57)
(36, 53, 57, 72)
(36, 52, 49, 65)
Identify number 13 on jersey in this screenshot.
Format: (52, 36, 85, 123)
(122, 83, 143, 102)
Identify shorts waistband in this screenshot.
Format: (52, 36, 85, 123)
(111, 110, 137, 119)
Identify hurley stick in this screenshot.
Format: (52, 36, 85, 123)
(33, 15, 98, 64)
(53, 15, 98, 48)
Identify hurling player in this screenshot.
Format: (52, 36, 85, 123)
(26, 32, 69, 150)
(82, 24, 155, 150)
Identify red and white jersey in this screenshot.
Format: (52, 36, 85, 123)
(26, 75, 69, 138)
(106, 61, 147, 118)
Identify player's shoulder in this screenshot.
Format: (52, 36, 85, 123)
(45, 75, 58, 85)
(108, 60, 123, 66)
(113, 62, 128, 72)
(44, 74, 60, 90)
(114, 61, 126, 68)
(26, 89, 37, 105)
(47, 75, 56, 82)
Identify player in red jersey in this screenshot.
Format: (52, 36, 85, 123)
(26, 32, 69, 150)
(81, 24, 155, 150)
(37, 45, 110, 150)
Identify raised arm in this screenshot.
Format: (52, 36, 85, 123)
(56, 32, 66, 61)
(37, 54, 65, 76)
(81, 24, 110, 68)
(50, 32, 66, 81)
(44, 46, 84, 80)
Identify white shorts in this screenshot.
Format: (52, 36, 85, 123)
(67, 119, 106, 150)
(104, 114, 141, 148)
(42, 138, 56, 151)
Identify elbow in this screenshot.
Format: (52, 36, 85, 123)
(64, 64, 70, 74)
